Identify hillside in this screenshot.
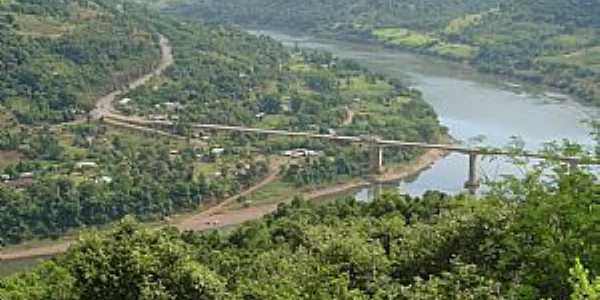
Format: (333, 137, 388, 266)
(0, 0, 163, 124)
(0, 0, 445, 245)
(170, 0, 600, 106)
(1, 159, 599, 299)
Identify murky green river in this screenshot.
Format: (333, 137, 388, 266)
(251, 30, 599, 197)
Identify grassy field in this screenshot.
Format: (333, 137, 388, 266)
(340, 75, 393, 99)
(431, 42, 478, 60)
(444, 13, 482, 35)
(256, 114, 290, 129)
(0, 256, 52, 278)
(372, 28, 438, 48)
(0, 151, 21, 169)
(540, 46, 600, 72)
(15, 14, 71, 37)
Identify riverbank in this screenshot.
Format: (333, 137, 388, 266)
(252, 27, 598, 107)
(0, 147, 446, 264)
(174, 148, 448, 232)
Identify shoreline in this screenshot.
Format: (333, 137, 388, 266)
(0, 148, 447, 262)
(251, 27, 596, 108)
(168, 148, 449, 232)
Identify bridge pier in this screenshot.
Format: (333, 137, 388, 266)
(370, 146, 384, 174)
(464, 152, 480, 194)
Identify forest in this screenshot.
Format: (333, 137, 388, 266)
(0, 1, 598, 299)
(0, 0, 162, 123)
(170, 0, 600, 107)
(1, 151, 598, 299)
(0, 0, 445, 244)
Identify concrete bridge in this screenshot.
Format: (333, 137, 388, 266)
(102, 114, 599, 194)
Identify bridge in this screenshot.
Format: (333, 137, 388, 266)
(101, 114, 599, 194)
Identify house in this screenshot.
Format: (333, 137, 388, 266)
(95, 176, 113, 184)
(282, 149, 322, 158)
(118, 98, 132, 105)
(19, 172, 34, 179)
(211, 148, 225, 156)
(75, 162, 98, 169)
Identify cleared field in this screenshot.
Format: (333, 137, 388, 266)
(444, 13, 482, 35)
(15, 14, 71, 37)
(256, 114, 290, 129)
(540, 46, 600, 72)
(340, 75, 393, 98)
(0, 150, 22, 169)
(431, 42, 478, 60)
(372, 28, 438, 48)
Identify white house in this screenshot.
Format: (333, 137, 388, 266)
(75, 162, 98, 169)
(19, 172, 34, 179)
(211, 148, 225, 156)
(118, 98, 132, 105)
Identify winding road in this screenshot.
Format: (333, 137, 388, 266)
(91, 34, 174, 120)
(0, 34, 175, 262)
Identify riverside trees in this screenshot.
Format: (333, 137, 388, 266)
(1, 152, 598, 299)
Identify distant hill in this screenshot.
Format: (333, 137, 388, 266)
(170, 0, 600, 106)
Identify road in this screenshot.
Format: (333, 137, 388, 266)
(0, 34, 174, 262)
(90, 34, 174, 120)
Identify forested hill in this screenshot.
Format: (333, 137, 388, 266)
(170, 0, 500, 31)
(0, 0, 165, 123)
(170, 0, 600, 107)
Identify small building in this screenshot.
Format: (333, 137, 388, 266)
(1, 174, 10, 181)
(75, 162, 98, 170)
(169, 149, 180, 155)
(118, 98, 132, 105)
(255, 112, 266, 119)
(19, 172, 34, 179)
(211, 148, 225, 156)
(149, 114, 168, 121)
(282, 149, 322, 158)
(95, 176, 113, 184)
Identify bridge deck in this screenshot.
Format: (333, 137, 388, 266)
(103, 114, 599, 165)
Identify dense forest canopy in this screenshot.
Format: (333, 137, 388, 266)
(170, 0, 600, 106)
(1, 155, 599, 299)
(0, 0, 163, 123)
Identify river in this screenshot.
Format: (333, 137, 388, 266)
(251, 30, 599, 197)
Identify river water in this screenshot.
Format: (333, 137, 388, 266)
(251, 30, 599, 197)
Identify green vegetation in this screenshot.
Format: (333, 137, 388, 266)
(0, 0, 445, 245)
(1, 152, 598, 299)
(0, 125, 269, 245)
(172, 0, 600, 106)
(372, 28, 437, 49)
(0, 0, 161, 124)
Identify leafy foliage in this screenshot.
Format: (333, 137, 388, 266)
(2, 159, 598, 299)
(170, 0, 600, 106)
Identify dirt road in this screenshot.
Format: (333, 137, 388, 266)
(169, 149, 447, 232)
(91, 34, 174, 120)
